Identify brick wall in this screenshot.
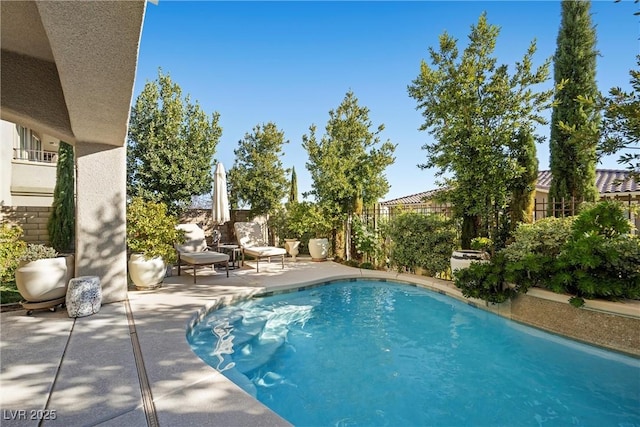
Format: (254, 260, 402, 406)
(1, 206, 53, 244)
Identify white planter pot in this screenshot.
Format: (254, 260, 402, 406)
(128, 253, 166, 290)
(308, 238, 329, 261)
(284, 239, 300, 261)
(15, 255, 74, 303)
(450, 250, 489, 273)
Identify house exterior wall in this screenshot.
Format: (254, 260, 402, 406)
(1, 120, 16, 206)
(10, 161, 56, 206)
(1, 119, 61, 207)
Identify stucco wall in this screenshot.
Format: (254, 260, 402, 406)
(1, 120, 16, 206)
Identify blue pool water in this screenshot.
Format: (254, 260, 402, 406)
(188, 280, 640, 426)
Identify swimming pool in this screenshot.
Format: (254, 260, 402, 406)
(188, 279, 640, 426)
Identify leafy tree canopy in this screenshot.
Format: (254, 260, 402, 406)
(127, 69, 222, 215)
(228, 122, 289, 218)
(408, 12, 554, 245)
(548, 0, 600, 207)
(303, 90, 396, 223)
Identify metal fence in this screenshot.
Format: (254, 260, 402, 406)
(364, 196, 639, 225)
(360, 203, 453, 227)
(359, 196, 639, 246)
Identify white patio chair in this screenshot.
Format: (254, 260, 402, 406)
(233, 222, 286, 272)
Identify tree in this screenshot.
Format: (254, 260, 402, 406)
(599, 56, 640, 181)
(227, 122, 289, 219)
(289, 166, 298, 203)
(510, 129, 539, 228)
(408, 13, 554, 248)
(127, 69, 222, 215)
(47, 141, 75, 252)
(548, 0, 600, 214)
(303, 90, 396, 258)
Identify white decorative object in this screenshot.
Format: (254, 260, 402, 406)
(16, 255, 74, 314)
(308, 238, 329, 261)
(284, 239, 300, 262)
(128, 253, 166, 289)
(66, 276, 102, 318)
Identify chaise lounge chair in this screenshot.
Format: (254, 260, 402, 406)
(234, 222, 286, 273)
(175, 224, 229, 283)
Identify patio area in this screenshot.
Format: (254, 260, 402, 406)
(0, 258, 460, 426)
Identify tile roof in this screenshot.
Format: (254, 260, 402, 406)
(537, 169, 638, 194)
(381, 188, 444, 206)
(382, 169, 638, 205)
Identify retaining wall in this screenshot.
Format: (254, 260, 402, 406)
(1, 205, 53, 243)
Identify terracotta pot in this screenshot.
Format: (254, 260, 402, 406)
(128, 253, 165, 290)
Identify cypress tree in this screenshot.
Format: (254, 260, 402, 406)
(48, 141, 75, 252)
(548, 0, 600, 215)
(510, 130, 539, 228)
(289, 166, 298, 203)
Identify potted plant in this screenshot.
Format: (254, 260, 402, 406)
(15, 243, 74, 313)
(126, 197, 182, 290)
(302, 203, 332, 262)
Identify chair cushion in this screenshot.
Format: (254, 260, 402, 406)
(180, 252, 229, 265)
(176, 224, 208, 252)
(243, 246, 286, 257)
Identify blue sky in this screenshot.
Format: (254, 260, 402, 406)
(133, 0, 639, 202)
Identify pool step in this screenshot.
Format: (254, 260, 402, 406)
(233, 336, 285, 374)
(231, 316, 268, 348)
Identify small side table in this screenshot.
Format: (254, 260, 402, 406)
(217, 244, 241, 269)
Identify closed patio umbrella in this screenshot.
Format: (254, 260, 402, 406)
(212, 162, 230, 245)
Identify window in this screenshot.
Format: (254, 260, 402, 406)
(14, 124, 44, 162)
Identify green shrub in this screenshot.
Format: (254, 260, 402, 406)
(20, 244, 58, 263)
(0, 224, 27, 283)
(343, 259, 360, 268)
(504, 201, 640, 301)
(359, 262, 375, 270)
(387, 212, 457, 276)
(270, 201, 333, 252)
(558, 207, 640, 301)
(470, 237, 493, 253)
(126, 197, 183, 264)
(352, 216, 385, 267)
(454, 253, 513, 303)
(502, 216, 575, 292)
(571, 199, 632, 238)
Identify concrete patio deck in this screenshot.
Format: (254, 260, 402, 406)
(2, 257, 638, 426)
(1, 258, 459, 427)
